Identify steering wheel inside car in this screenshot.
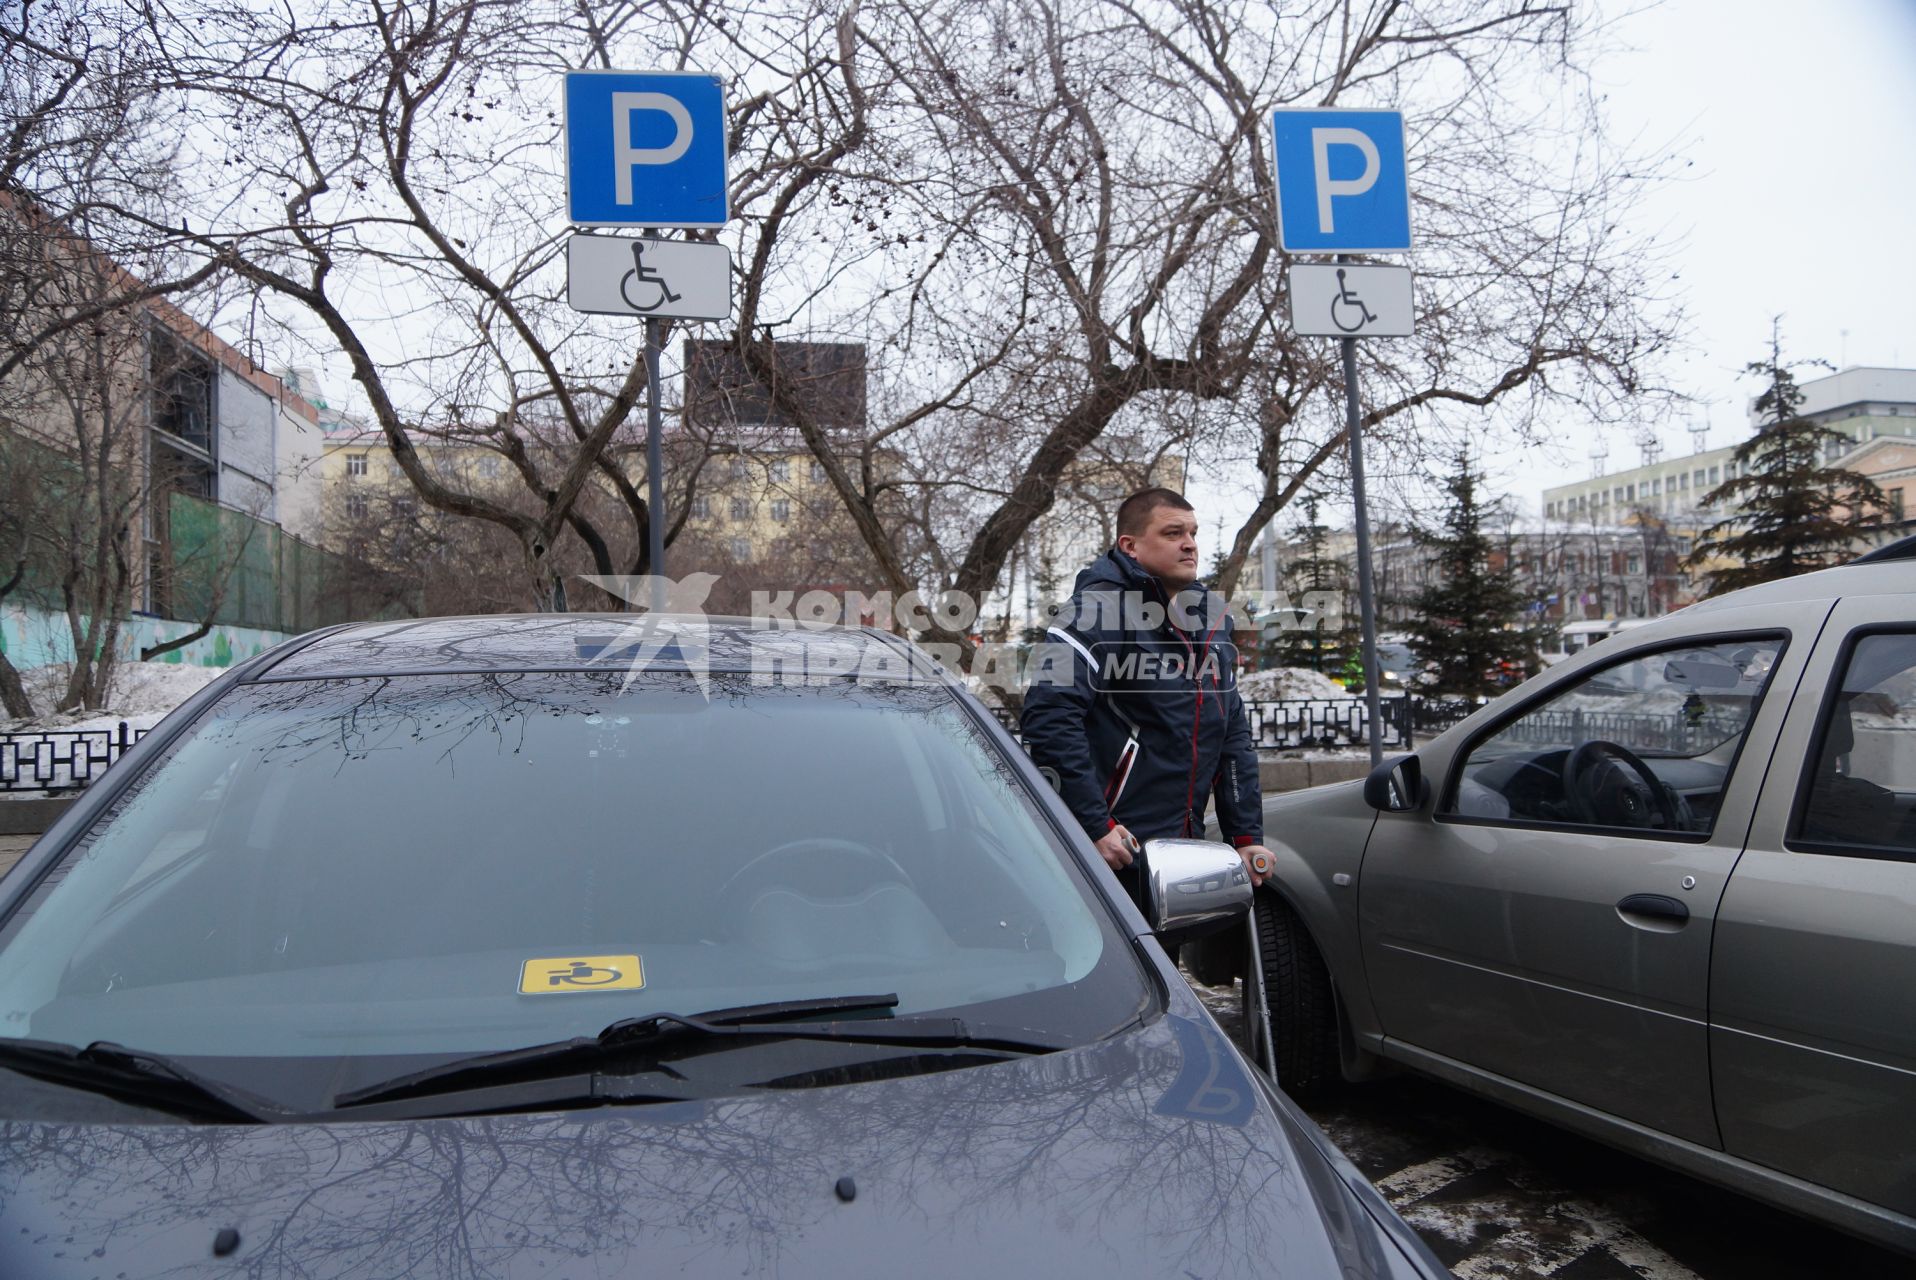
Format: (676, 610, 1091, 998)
(1561, 740, 1679, 831)
(715, 837, 918, 907)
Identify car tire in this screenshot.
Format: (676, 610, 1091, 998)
(1249, 889, 1341, 1102)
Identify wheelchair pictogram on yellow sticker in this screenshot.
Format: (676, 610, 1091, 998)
(520, 954, 645, 994)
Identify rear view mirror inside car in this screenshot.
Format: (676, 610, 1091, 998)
(1662, 658, 1744, 689)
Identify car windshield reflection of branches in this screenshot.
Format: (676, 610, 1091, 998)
(0, 670, 1132, 1093)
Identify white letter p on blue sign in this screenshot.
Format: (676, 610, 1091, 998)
(566, 70, 729, 228)
(1271, 109, 1410, 254)
(612, 93, 693, 204)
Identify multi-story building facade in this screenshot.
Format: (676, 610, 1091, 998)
(1542, 366, 1916, 527)
(674, 340, 885, 611)
(0, 194, 330, 664)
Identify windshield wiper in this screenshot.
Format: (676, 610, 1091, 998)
(335, 994, 1070, 1111)
(0, 1038, 287, 1124)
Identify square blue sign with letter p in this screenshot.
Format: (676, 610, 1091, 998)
(565, 70, 729, 228)
(1270, 109, 1411, 254)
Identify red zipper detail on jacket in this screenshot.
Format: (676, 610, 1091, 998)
(1168, 617, 1201, 836)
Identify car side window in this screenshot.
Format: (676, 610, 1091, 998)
(1444, 636, 1785, 837)
(1794, 630, 1916, 859)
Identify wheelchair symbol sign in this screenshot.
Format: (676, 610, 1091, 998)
(519, 953, 647, 994)
(1287, 263, 1413, 338)
(566, 234, 731, 321)
(1329, 269, 1377, 332)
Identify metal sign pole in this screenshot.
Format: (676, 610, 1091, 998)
(645, 316, 666, 612)
(1340, 255, 1386, 769)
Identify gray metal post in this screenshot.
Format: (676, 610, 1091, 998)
(645, 317, 666, 613)
(1340, 258, 1386, 770)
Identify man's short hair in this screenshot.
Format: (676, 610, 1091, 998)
(1116, 487, 1194, 539)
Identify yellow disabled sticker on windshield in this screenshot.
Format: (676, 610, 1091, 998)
(520, 954, 645, 995)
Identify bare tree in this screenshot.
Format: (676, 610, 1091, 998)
(47, 0, 1681, 647)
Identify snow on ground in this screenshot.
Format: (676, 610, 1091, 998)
(4, 661, 223, 734)
(1236, 666, 1355, 701)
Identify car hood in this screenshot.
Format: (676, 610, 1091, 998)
(0, 999, 1432, 1279)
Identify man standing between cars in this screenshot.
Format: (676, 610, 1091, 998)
(1022, 487, 1273, 894)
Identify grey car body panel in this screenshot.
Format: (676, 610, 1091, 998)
(0, 984, 1443, 1279)
(1715, 591, 1916, 1221)
(1255, 566, 1916, 1255)
(0, 616, 1449, 1279)
(1258, 780, 1383, 1052)
(1359, 599, 1824, 1150)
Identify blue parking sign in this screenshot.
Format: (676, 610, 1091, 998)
(1270, 109, 1411, 254)
(565, 70, 729, 228)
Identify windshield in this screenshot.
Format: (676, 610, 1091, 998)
(0, 671, 1145, 1111)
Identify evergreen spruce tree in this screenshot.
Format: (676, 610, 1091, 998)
(1684, 328, 1892, 596)
(1266, 494, 1355, 673)
(1405, 452, 1540, 697)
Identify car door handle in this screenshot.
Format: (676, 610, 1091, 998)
(1616, 893, 1689, 929)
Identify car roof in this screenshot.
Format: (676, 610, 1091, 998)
(1682, 553, 1916, 615)
(259, 614, 949, 683)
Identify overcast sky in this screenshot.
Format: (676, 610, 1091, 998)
(1197, 0, 1916, 562)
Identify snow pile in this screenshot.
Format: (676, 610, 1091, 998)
(4, 661, 223, 734)
(1236, 666, 1354, 701)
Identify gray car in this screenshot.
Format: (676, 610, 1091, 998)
(1205, 540, 1916, 1256)
(0, 615, 1448, 1279)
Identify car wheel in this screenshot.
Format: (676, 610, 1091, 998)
(1249, 889, 1341, 1102)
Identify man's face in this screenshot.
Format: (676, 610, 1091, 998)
(1120, 504, 1200, 588)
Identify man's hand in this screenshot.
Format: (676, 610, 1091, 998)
(1095, 823, 1139, 871)
(1238, 843, 1275, 888)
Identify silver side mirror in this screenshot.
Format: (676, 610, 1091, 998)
(1142, 838, 1252, 938)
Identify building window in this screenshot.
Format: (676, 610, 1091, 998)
(1893, 488, 1906, 521)
(477, 456, 501, 479)
(770, 459, 790, 483)
(346, 493, 367, 519)
(1709, 466, 1720, 484)
(771, 499, 790, 522)
(810, 460, 826, 483)
(150, 330, 215, 452)
(729, 456, 750, 479)
(347, 453, 368, 477)
(731, 497, 751, 520)
(730, 537, 751, 561)
(691, 496, 712, 519)
(1626, 554, 1642, 575)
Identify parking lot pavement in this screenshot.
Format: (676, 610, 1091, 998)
(1186, 973, 1916, 1279)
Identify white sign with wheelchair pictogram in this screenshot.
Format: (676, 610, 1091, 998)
(1286, 263, 1413, 338)
(566, 233, 731, 321)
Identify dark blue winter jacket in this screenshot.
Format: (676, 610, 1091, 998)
(1021, 548, 1263, 848)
